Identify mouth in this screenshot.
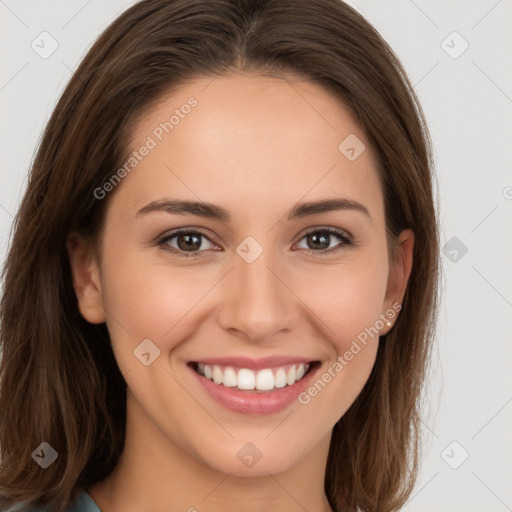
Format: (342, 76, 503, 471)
(189, 361, 319, 393)
(186, 357, 321, 414)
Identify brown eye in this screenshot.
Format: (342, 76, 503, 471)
(159, 229, 216, 257)
(296, 228, 353, 255)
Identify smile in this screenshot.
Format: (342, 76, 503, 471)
(188, 357, 321, 415)
(193, 362, 311, 392)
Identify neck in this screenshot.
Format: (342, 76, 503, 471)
(88, 394, 335, 512)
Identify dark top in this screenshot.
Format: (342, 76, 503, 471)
(6, 490, 100, 512)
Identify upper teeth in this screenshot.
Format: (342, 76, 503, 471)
(196, 363, 310, 391)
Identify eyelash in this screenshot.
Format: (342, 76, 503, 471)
(156, 227, 355, 259)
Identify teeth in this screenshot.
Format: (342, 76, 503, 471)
(256, 369, 274, 391)
(274, 368, 287, 388)
(196, 362, 311, 391)
(286, 365, 296, 385)
(223, 367, 237, 387)
(212, 366, 223, 384)
(238, 368, 255, 390)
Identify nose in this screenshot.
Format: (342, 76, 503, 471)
(216, 247, 299, 343)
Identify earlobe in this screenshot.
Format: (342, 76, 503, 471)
(381, 229, 415, 334)
(66, 232, 106, 324)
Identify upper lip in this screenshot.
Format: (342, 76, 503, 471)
(190, 355, 317, 371)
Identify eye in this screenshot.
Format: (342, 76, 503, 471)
(158, 229, 217, 258)
(157, 227, 354, 258)
(295, 227, 353, 256)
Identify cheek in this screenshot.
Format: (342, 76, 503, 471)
(100, 244, 218, 349)
(293, 256, 389, 345)
(295, 263, 386, 420)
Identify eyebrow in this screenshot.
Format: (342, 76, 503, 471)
(136, 197, 371, 222)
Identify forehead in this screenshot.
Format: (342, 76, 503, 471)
(114, 73, 384, 227)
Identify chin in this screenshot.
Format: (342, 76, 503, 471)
(190, 432, 314, 478)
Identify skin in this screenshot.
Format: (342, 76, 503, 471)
(68, 72, 414, 512)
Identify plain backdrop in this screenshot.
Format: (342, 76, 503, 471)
(1, 1, 511, 511)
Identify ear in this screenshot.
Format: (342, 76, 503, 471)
(67, 232, 106, 324)
(380, 228, 414, 335)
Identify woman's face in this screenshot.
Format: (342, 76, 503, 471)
(70, 72, 413, 477)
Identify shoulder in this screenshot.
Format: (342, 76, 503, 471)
(4, 490, 100, 512)
(3, 503, 42, 512)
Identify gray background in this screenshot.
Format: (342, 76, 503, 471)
(1, 1, 511, 511)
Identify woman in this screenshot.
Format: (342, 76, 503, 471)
(0, 0, 441, 511)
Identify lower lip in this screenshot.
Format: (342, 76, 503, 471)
(189, 363, 319, 415)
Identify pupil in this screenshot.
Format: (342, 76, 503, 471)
(178, 234, 200, 251)
(309, 232, 329, 250)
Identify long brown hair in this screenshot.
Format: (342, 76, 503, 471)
(0, 1, 441, 510)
